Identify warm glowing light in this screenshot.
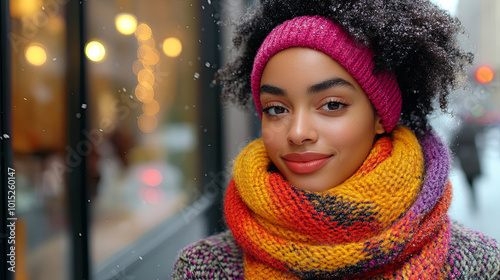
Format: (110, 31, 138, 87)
(141, 187, 163, 204)
(85, 41, 106, 62)
(142, 169, 163, 186)
(138, 45, 160, 65)
(135, 23, 152, 41)
(132, 60, 146, 75)
(10, 0, 40, 18)
(138, 69, 155, 87)
(135, 84, 154, 103)
(140, 37, 156, 49)
(25, 44, 47, 66)
(476, 66, 494, 83)
(132, 60, 154, 76)
(138, 114, 158, 133)
(115, 13, 137, 35)
(162, 37, 182, 57)
(142, 100, 160, 116)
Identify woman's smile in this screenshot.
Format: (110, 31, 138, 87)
(282, 152, 333, 174)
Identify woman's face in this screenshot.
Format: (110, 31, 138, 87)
(260, 47, 385, 192)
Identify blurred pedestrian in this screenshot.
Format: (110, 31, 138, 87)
(451, 119, 483, 209)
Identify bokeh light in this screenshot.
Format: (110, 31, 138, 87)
(141, 187, 163, 204)
(132, 60, 154, 76)
(133, 22, 162, 133)
(115, 13, 138, 35)
(85, 41, 106, 62)
(142, 168, 163, 187)
(162, 37, 182, 57)
(137, 114, 158, 133)
(476, 66, 494, 83)
(140, 37, 156, 49)
(25, 44, 47, 66)
(135, 83, 154, 103)
(138, 68, 155, 87)
(138, 45, 160, 65)
(135, 23, 152, 41)
(470, 104, 486, 118)
(142, 100, 160, 116)
(132, 60, 146, 75)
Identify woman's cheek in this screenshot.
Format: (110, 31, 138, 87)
(262, 128, 277, 149)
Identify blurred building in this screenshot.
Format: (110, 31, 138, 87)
(455, 0, 500, 120)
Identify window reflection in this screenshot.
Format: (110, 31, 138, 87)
(11, 0, 204, 278)
(10, 0, 70, 278)
(85, 0, 202, 273)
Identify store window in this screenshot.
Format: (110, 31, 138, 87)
(86, 0, 202, 268)
(5, 0, 222, 279)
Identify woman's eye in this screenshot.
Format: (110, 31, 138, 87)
(321, 101, 346, 111)
(262, 106, 288, 116)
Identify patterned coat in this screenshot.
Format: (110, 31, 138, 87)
(171, 222, 500, 279)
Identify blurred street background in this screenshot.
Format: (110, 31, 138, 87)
(447, 125, 500, 242)
(432, 0, 500, 242)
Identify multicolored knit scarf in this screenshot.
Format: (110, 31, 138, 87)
(224, 126, 453, 279)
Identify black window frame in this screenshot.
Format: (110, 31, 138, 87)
(1, 0, 14, 277)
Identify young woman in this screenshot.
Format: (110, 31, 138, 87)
(172, 0, 500, 279)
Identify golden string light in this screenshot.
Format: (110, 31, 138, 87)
(162, 37, 182, 57)
(133, 22, 161, 133)
(134, 83, 154, 103)
(85, 40, 106, 62)
(142, 100, 160, 116)
(135, 23, 152, 42)
(25, 43, 47, 66)
(137, 114, 158, 134)
(115, 13, 138, 35)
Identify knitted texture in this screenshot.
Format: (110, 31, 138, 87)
(448, 224, 500, 279)
(224, 126, 453, 279)
(171, 225, 500, 279)
(251, 16, 402, 132)
(172, 231, 244, 279)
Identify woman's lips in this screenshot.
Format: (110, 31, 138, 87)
(282, 152, 332, 174)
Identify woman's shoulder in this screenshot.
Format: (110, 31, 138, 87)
(171, 230, 244, 280)
(449, 221, 500, 279)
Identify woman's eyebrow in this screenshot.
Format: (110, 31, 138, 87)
(308, 78, 355, 94)
(259, 78, 354, 96)
(259, 84, 285, 96)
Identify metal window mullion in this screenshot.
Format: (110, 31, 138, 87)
(0, 0, 13, 278)
(199, 2, 224, 235)
(65, 0, 91, 279)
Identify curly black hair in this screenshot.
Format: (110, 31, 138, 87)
(217, 0, 473, 134)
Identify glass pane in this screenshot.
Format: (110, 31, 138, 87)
(84, 0, 202, 273)
(10, 0, 70, 279)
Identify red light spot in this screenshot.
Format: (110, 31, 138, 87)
(476, 66, 494, 83)
(142, 187, 163, 204)
(142, 169, 163, 187)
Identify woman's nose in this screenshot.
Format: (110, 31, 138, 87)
(287, 111, 318, 145)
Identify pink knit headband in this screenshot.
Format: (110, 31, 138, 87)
(251, 16, 402, 133)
